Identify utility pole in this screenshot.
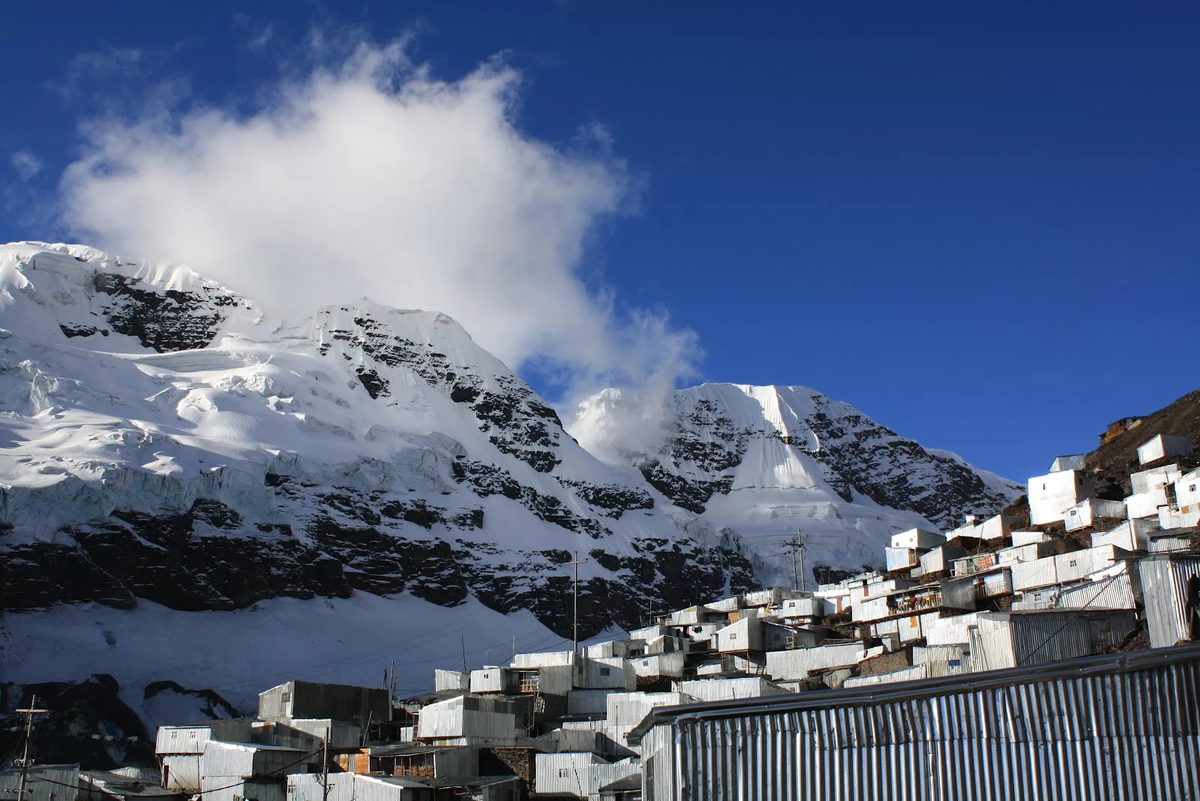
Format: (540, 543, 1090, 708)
(783, 530, 806, 592)
(15, 695, 49, 801)
(565, 552, 588, 653)
(320, 735, 329, 801)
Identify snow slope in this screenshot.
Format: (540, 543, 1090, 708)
(0, 242, 754, 633)
(571, 384, 1022, 584)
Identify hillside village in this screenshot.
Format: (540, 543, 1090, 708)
(7, 420, 1200, 801)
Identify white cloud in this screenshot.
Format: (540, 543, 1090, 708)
(10, 150, 42, 181)
(59, 38, 699, 399)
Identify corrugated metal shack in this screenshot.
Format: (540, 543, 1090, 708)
(630, 644, 1200, 801)
(1139, 554, 1200, 648)
(258, 681, 390, 726)
(0, 764, 79, 801)
(968, 609, 1138, 671)
(80, 769, 185, 801)
(155, 719, 256, 792)
(534, 753, 640, 799)
(200, 741, 312, 781)
(201, 775, 286, 801)
(287, 772, 433, 801)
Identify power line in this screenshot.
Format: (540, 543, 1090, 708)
(782, 530, 806, 592)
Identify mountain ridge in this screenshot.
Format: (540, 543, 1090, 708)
(2, 241, 1019, 705)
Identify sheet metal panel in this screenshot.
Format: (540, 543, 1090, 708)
(1028, 470, 1089, 526)
(1160, 506, 1200, 530)
(156, 719, 255, 755)
(1128, 486, 1171, 519)
(1139, 556, 1200, 649)
(433, 669, 467, 692)
(951, 552, 998, 578)
(1055, 569, 1138, 610)
(1132, 464, 1184, 495)
(919, 545, 967, 576)
(284, 719, 361, 750)
(923, 613, 979, 646)
(763, 642, 864, 681)
(843, 664, 928, 688)
(639, 645, 1200, 801)
(886, 546, 920, 572)
(979, 513, 1020, 541)
(512, 650, 577, 668)
(1137, 433, 1193, 466)
(890, 528, 944, 550)
(2, 765, 79, 801)
(202, 776, 286, 801)
(631, 651, 686, 679)
(1010, 554, 1059, 591)
(1011, 530, 1051, 546)
(996, 542, 1054, 565)
(913, 644, 972, 678)
(201, 741, 309, 779)
(161, 754, 201, 792)
(568, 689, 616, 717)
(677, 678, 790, 703)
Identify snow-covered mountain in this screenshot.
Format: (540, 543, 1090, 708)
(570, 384, 1022, 584)
(0, 242, 1018, 713)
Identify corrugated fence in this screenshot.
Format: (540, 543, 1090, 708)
(632, 643, 1200, 801)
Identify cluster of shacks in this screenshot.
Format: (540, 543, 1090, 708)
(17, 430, 1200, 801)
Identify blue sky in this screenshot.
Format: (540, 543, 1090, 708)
(2, 2, 1198, 485)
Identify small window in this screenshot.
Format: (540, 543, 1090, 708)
(599, 667, 611, 676)
(281, 691, 291, 703)
(559, 768, 570, 778)
(730, 633, 737, 640)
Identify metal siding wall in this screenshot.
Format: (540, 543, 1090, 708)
(162, 754, 202, 791)
(2, 766, 79, 801)
(1055, 573, 1138, 610)
(258, 684, 291, 722)
(671, 656, 1200, 801)
(1140, 558, 1200, 649)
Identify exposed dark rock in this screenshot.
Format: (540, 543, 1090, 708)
(558, 479, 654, 518)
(319, 312, 562, 472)
(90, 272, 247, 353)
(143, 680, 242, 718)
(59, 322, 101, 338)
(0, 679, 154, 770)
(638, 462, 732, 514)
(452, 460, 606, 537)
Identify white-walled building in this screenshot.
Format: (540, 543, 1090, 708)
(1064, 498, 1127, 532)
(1137, 434, 1193, 466)
(1049, 455, 1087, 473)
(1028, 469, 1092, 525)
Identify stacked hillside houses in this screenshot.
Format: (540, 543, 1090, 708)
(125, 433, 1200, 800)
